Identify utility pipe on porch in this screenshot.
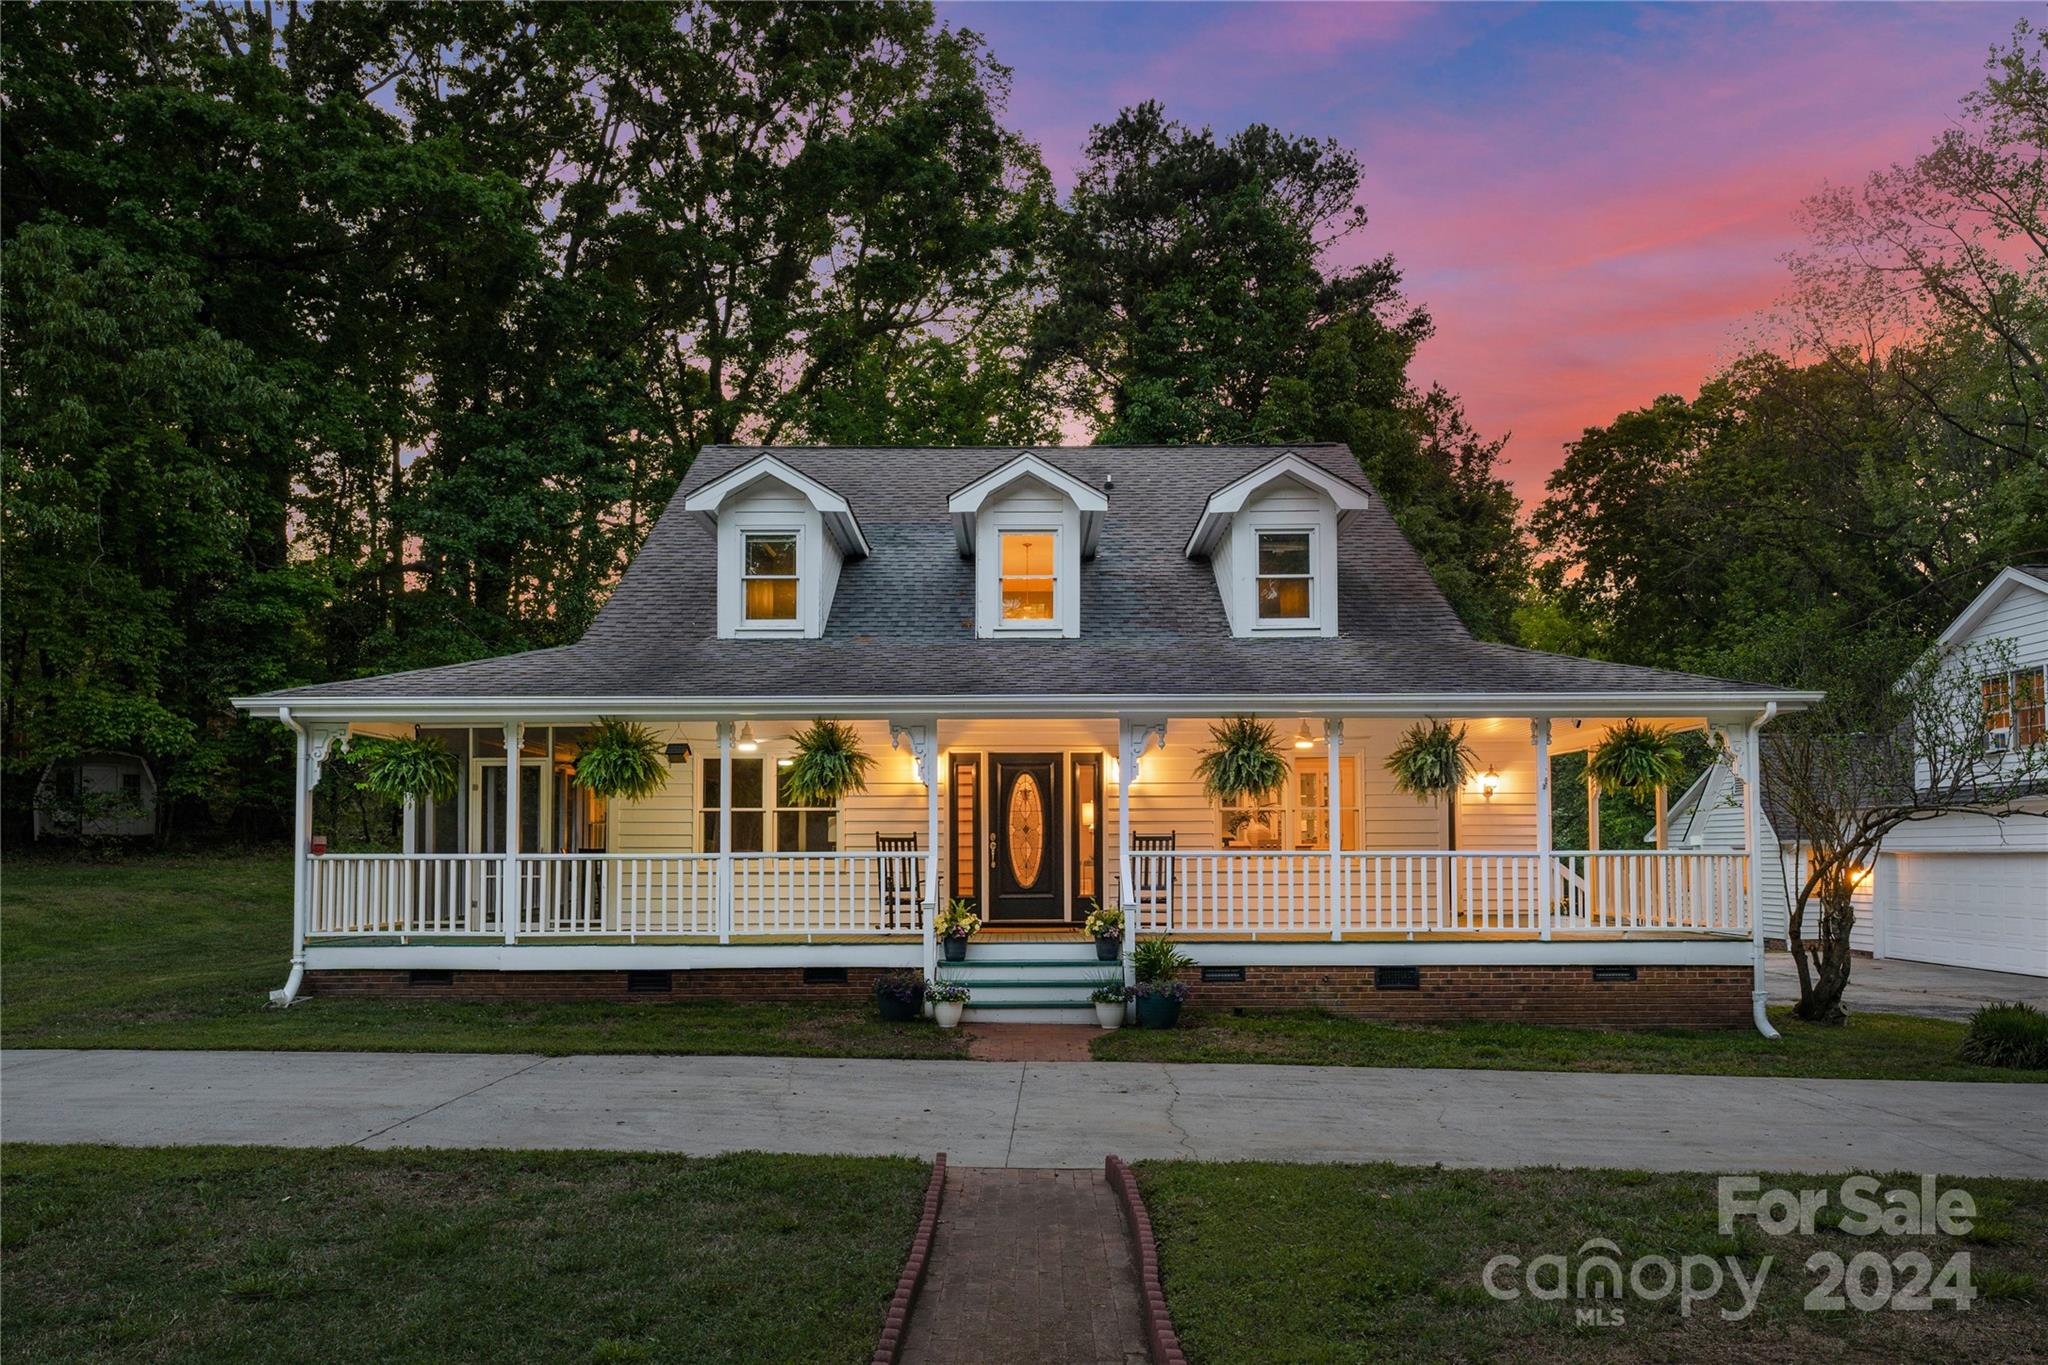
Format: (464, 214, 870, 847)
(269, 708, 310, 1007)
(1744, 704, 1781, 1039)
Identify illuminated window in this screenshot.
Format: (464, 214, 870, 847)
(2016, 666, 2047, 748)
(742, 533, 798, 622)
(1984, 673, 2014, 752)
(999, 531, 1056, 622)
(1256, 531, 1313, 620)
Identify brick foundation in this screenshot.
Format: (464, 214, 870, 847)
(303, 966, 912, 1004)
(306, 961, 1750, 1027)
(1175, 963, 1752, 1028)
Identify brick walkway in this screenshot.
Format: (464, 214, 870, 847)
(898, 1167, 1149, 1365)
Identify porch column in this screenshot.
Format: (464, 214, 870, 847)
(1532, 718, 1553, 941)
(1117, 717, 1166, 989)
(1586, 772, 1601, 850)
(1325, 718, 1344, 941)
(1735, 716, 1778, 1038)
(716, 721, 733, 944)
(890, 719, 941, 986)
(502, 722, 522, 945)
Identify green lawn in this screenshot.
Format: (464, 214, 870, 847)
(1, 1144, 923, 1364)
(1091, 1005, 2048, 1082)
(1137, 1161, 2047, 1363)
(2, 854, 966, 1058)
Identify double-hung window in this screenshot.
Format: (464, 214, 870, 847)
(1990, 665, 2048, 752)
(999, 531, 1057, 623)
(702, 754, 840, 852)
(742, 533, 799, 623)
(1256, 531, 1313, 621)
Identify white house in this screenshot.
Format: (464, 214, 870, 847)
(32, 751, 158, 840)
(1664, 566, 2048, 978)
(234, 445, 1821, 1028)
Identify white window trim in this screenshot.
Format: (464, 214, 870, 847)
(994, 526, 1064, 635)
(1252, 526, 1319, 629)
(720, 514, 809, 639)
(975, 504, 1081, 637)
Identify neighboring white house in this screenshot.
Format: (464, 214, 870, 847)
(1669, 566, 2048, 978)
(32, 751, 159, 840)
(235, 444, 1822, 1028)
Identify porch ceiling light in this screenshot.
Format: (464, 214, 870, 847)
(737, 723, 759, 753)
(1293, 720, 1315, 750)
(1479, 766, 1500, 800)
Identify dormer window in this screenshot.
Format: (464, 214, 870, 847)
(949, 452, 1105, 639)
(1000, 532, 1058, 622)
(683, 454, 868, 640)
(1186, 452, 1370, 639)
(743, 533, 799, 622)
(1256, 531, 1314, 621)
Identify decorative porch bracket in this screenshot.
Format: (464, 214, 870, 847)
(305, 722, 349, 789)
(1117, 717, 1168, 990)
(890, 719, 941, 987)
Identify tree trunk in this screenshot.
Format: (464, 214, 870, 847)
(1793, 869, 1857, 1025)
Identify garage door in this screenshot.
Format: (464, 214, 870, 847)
(1885, 854, 2048, 977)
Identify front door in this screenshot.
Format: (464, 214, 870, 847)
(987, 753, 1064, 922)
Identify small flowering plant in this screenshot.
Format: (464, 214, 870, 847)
(1129, 979, 1191, 1003)
(1083, 900, 1124, 939)
(935, 898, 981, 942)
(1090, 982, 1131, 1005)
(926, 981, 971, 1004)
(874, 971, 925, 1006)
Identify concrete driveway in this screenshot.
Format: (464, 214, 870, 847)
(1765, 951, 2048, 1021)
(5, 1048, 2044, 1178)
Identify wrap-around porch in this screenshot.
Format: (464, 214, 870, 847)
(288, 713, 1768, 973)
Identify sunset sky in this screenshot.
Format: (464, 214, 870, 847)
(941, 1, 2024, 494)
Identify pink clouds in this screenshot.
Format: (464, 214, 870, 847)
(943, 2, 2018, 494)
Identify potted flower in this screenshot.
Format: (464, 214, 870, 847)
(1083, 899, 1124, 961)
(926, 980, 970, 1029)
(935, 898, 980, 962)
(874, 971, 924, 1022)
(1090, 981, 1129, 1030)
(1131, 937, 1194, 1030)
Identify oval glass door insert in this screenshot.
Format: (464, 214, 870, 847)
(1007, 773, 1045, 887)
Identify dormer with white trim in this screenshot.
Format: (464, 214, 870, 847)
(947, 452, 1107, 639)
(683, 454, 869, 639)
(1185, 452, 1371, 638)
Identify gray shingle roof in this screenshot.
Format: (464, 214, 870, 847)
(252, 445, 1795, 705)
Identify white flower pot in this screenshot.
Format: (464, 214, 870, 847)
(1095, 1001, 1123, 1030)
(934, 1001, 965, 1029)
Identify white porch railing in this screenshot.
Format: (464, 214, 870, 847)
(1129, 849, 1751, 938)
(517, 854, 719, 937)
(308, 853, 500, 936)
(729, 851, 925, 937)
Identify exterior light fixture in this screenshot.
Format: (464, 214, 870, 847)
(736, 723, 759, 753)
(1480, 767, 1500, 801)
(665, 742, 692, 765)
(1293, 720, 1315, 750)
(777, 756, 794, 768)
(1107, 757, 1121, 787)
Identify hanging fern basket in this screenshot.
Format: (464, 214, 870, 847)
(573, 718, 669, 802)
(1384, 719, 1478, 847)
(354, 735, 459, 805)
(1193, 715, 1290, 804)
(1587, 720, 1686, 802)
(782, 719, 876, 807)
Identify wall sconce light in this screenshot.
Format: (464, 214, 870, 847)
(1479, 767, 1500, 801)
(1293, 720, 1315, 750)
(736, 723, 759, 753)
(1107, 757, 1121, 787)
(665, 742, 692, 765)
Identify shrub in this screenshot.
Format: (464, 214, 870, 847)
(873, 972, 924, 1006)
(1959, 1002, 2048, 1070)
(1132, 937, 1193, 984)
